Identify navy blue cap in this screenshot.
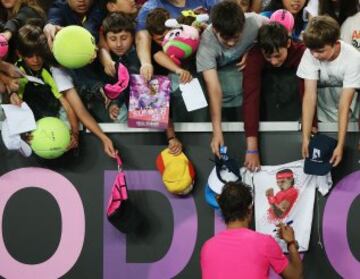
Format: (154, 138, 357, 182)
(304, 134, 337, 176)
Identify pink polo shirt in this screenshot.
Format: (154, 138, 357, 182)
(200, 228, 288, 279)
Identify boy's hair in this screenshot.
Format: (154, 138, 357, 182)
(258, 22, 289, 55)
(218, 181, 253, 224)
(146, 8, 170, 35)
(102, 12, 136, 36)
(303, 16, 340, 49)
(211, 0, 245, 39)
(16, 24, 54, 63)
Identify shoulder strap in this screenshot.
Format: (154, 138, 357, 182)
(41, 67, 60, 97)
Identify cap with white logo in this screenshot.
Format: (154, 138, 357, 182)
(304, 134, 337, 175)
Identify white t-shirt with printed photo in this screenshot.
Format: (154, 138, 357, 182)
(242, 160, 333, 252)
(341, 12, 360, 52)
(296, 41, 360, 122)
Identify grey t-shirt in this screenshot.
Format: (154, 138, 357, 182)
(196, 13, 268, 72)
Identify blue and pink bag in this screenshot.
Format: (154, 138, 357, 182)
(106, 154, 141, 233)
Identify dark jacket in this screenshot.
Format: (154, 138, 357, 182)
(3, 5, 43, 34)
(47, 0, 105, 41)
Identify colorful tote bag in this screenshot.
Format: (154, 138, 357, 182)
(106, 154, 142, 233)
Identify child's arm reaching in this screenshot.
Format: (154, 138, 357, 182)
(331, 88, 356, 166)
(59, 95, 79, 150)
(153, 51, 192, 83)
(9, 92, 22, 106)
(97, 29, 116, 77)
(99, 48, 116, 77)
(166, 120, 182, 155)
(301, 79, 317, 160)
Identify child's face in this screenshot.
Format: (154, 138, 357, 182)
(215, 32, 242, 48)
(107, 0, 137, 14)
(23, 54, 44, 71)
(67, 0, 93, 15)
(282, 0, 306, 15)
(262, 47, 289, 67)
(152, 30, 169, 46)
(106, 31, 134, 57)
(309, 43, 339, 61)
(1, 0, 16, 9)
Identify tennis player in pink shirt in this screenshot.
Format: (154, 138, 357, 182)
(200, 181, 303, 279)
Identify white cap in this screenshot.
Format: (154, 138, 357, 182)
(1, 120, 32, 157)
(208, 166, 240, 195)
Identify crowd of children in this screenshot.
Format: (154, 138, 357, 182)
(0, 0, 359, 170)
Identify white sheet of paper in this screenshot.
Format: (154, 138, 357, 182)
(179, 78, 208, 112)
(25, 75, 45, 85)
(1, 102, 36, 135)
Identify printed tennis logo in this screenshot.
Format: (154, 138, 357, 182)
(304, 134, 337, 175)
(311, 148, 321, 162)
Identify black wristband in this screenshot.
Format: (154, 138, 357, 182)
(287, 240, 299, 250)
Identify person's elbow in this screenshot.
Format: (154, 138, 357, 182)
(281, 261, 303, 279)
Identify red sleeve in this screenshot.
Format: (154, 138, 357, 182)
(243, 46, 265, 138)
(285, 187, 299, 205)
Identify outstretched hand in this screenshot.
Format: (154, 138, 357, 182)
(329, 145, 343, 167)
(210, 133, 224, 158)
(244, 152, 261, 172)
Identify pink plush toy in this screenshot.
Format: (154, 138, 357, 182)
(162, 14, 208, 66)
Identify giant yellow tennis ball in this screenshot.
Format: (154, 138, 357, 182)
(30, 117, 71, 159)
(52, 25, 96, 69)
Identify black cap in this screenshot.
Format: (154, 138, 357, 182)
(304, 134, 337, 176)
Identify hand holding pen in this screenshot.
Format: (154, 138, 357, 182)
(275, 221, 296, 245)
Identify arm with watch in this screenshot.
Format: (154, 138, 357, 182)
(166, 119, 182, 156)
(278, 223, 303, 279)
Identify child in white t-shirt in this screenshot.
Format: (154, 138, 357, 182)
(297, 15, 360, 167)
